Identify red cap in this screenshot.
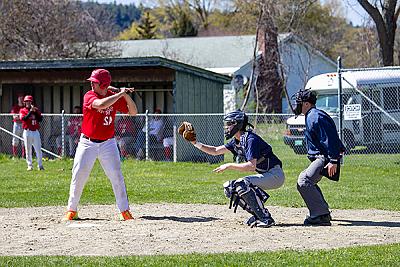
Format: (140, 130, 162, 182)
(87, 69, 111, 90)
(23, 95, 33, 102)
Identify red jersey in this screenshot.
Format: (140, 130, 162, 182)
(81, 90, 129, 140)
(19, 107, 42, 131)
(10, 105, 24, 123)
(67, 116, 82, 136)
(116, 118, 135, 137)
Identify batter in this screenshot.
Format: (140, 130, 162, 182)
(63, 69, 138, 221)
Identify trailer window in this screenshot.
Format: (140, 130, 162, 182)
(316, 94, 338, 113)
(383, 87, 399, 111)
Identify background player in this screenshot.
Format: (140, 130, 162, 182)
(292, 89, 345, 226)
(19, 95, 44, 171)
(10, 93, 25, 158)
(179, 110, 285, 228)
(63, 69, 138, 221)
(66, 106, 82, 157)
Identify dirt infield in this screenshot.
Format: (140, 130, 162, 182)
(1, 204, 399, 256)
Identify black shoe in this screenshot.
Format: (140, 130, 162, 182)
(245, 215, 257, 226)
(250, 217, 275, 228)
(304, 214, 331, 226)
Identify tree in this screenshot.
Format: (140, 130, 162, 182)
(154, 0, 199, 37)
(255, 1, 284, 113)
(0, 0, 118, 60)
(170, 8, 198, 36)
(187, 0, 217, 32)
(136, 12, 157, 39)
(357, 0, 400, 66)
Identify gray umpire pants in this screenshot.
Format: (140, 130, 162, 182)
(297, 156, 330, 218)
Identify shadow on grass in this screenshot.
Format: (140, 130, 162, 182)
(334, 219, 400, 227)
(140, 215, 220, 223)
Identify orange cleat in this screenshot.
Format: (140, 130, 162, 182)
(120, 210, 134, 221)
(62, 210, 78, 221)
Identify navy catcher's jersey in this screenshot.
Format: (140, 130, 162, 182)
(225, 130, 282, 173)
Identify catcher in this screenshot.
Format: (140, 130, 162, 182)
(178, 110, 285, 228)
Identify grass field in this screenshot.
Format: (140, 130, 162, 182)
(0, 148, 399, 266)
(0, 149, 399, 211)
(1, 243, 400, 267)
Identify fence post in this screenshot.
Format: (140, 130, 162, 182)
(173, 124, 177, 162)
(337, 56, 343, 142)
(145, 110, 149, 161)
(61, 110, 65, 157)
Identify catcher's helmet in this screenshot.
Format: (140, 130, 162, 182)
(223, 110, 250, 139)
(23, 95, 34, 102)
(87, 69, 111, 90)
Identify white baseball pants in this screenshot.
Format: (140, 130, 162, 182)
(67, 135, 130, 212)
(23, 129, 43, 168)
(12, 122, 23, 146)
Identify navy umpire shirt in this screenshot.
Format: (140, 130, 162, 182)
(304, 107, 345, 163)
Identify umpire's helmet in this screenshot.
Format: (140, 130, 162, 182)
(87, 69, 111, 90)
(223, 110, 252, 139)
(291, 89, 317, 105)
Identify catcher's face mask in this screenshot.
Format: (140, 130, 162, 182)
(224, 119, 243, 140)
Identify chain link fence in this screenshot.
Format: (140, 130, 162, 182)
(283, 65, 400, 169)
(0, 112, 291, 162)
(0, 109, 399, 168)
(339, 67, 400, 153)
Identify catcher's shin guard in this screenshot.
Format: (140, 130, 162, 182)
(239, 189, 271, 221)
(225, 179, 271, 219)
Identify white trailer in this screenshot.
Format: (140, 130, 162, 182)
(283, 69, 400, 154)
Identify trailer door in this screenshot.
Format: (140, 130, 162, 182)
(362, 89, 383, 145)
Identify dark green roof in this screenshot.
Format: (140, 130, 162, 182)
(0, 56, 231, 83)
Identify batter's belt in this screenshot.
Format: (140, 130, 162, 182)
(82, 134, 109, 143)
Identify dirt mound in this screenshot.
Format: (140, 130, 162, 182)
(1, 204, 399, 256)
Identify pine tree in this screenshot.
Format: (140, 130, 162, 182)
(171, 10, 198, 37)
(136, 12, 157, 39)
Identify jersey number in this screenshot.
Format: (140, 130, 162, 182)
(103, 116, 113, 126)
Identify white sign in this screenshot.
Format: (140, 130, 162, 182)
(344, 104, 361, 120)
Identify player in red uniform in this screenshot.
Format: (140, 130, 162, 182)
(65, 106, 82, 157)
(115, 116, 135, 159)
(19, 95, 44, 171)
(10, 94, 25, 158)
(63, 69, 138, 221)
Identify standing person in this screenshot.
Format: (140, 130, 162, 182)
(134, 108, 164, 159)
(178, 110, 285, 228)
(63, 69, 138, 221)
(10, 93, 25, 158)
(162, 117, 174, 161)
(66, 106, 82, 157)
(115, 116, 135, 159)
(19, 95, 44, 171)
(292, 89, 345, 226)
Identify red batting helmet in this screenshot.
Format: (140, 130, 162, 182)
(23, 95, 34, 102)
(87, 69, 111, 90)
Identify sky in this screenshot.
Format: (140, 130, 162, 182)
(89, 0, 370, 26)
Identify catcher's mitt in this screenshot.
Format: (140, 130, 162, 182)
(178, 121, 196, 142)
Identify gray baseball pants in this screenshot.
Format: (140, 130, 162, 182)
(297, 156, 330, 218)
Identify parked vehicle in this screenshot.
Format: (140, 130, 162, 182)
(284, 69, 400, 154)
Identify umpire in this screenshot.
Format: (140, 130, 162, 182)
(292, 89, 345, 226)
